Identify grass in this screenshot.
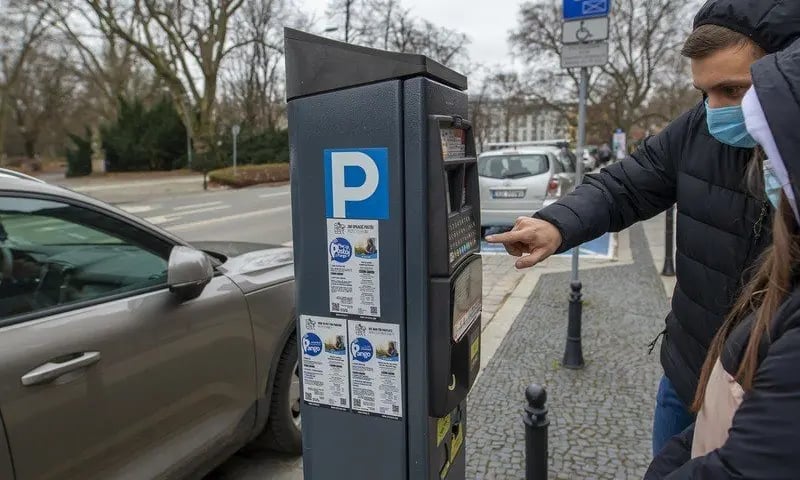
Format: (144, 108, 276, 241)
(208, 163, 290, 188)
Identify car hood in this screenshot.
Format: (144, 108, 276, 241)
(192, 241, 294, 293)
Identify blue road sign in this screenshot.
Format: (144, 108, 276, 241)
(563, 0, 610, 20)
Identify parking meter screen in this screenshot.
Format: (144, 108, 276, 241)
(451, 259, 481, 342)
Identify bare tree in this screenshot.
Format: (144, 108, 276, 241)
(82, 0, 250, 161)
(325, 0, 471, 70)
(44, 0, 149, 122)
(510, 0, 692, 136)
(222, 0, 310, 133)
(486, 72, 525, 143)
(10, 47, 76, 159)
(0, 1, 52, 161)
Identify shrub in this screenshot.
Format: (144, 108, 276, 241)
(102, 97, 187, 172)
(208, 163, 290, 188)
(217, 127, 289, 167)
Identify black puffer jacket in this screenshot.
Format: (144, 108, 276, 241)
(535, 0, 800, 406)
(646, 40, 800, 479)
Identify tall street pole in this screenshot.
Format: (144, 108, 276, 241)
(563, 66, 588, 369)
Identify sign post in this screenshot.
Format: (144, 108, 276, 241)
(232, 124, 241, 176)
(560, 0, 611, 369)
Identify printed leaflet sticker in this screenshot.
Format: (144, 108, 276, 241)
(300, 315, 350, 410)
(327, 219, 381, 317)
(348, 320, 403, 418)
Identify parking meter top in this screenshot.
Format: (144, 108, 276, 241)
(284, 28, 467, 101)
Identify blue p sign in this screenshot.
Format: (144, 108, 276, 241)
(324, 148, 389, 219)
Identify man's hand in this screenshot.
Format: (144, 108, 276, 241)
(485, 217, 562, 269)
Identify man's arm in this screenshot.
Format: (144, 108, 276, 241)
(645, 424, 695, 480)
(534, 108, 688, 253)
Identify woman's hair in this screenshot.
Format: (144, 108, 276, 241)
(692, 155, 800, 411)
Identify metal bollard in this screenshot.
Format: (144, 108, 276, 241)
(662, 205, 676, 277)
(523, 384, 549, 480)
(562, 281, 584, 369)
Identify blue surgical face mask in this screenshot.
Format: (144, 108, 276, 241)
(705, 100, 758, 148)
(763, 159, 782, 209)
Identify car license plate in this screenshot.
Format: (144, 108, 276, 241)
(491, 189, 525, 199)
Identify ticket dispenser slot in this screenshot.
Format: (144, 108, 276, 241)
(427, 116, 482, 418)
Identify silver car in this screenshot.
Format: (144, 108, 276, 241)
(0, 171, 300, 479)
(478, 143, 577, 232)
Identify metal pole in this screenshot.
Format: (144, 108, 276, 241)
(184, 105, 193, 170)
(523, 384, 549, 480)
(662, 205, 676, 276)
(233, 133, 238, 176)
(564, 67, 587, 369)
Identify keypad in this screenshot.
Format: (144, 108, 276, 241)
(448, 212, 479, 265)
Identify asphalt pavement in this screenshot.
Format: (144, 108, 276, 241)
(67, 180, 293, 247)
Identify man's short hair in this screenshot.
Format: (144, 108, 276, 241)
(681, 24, 765, 59)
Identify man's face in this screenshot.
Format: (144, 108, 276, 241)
(692, 44, 763, 108)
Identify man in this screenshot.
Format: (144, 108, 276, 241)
(486, 0, 800, 456)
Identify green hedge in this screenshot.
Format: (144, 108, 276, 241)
(217, 128, 289, 167)
(208, 163, 290, 188)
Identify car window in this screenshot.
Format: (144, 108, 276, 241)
(550, 154, 565, 174)
(478, 154, 549, 179)
(557, 150, 576, 173)
(0, 197, 170, 320)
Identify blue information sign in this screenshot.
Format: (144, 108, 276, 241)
(563, 0, 610, 20)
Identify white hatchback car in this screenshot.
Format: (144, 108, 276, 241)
(478, 143, 577, 233)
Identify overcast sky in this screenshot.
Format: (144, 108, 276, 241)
(302, 0, 527, 70)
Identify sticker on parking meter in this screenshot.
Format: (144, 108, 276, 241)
(348, 320, 402, 419)
(440, 127, 466, 161)
(327, 219, 381, 317)
(299, 315, 350, 410)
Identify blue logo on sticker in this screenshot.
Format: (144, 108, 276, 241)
(350, 337, 374, 362)
(329, 237, 352, 262)
(302, 333, 323, 356)
(324, 148, 389, 220)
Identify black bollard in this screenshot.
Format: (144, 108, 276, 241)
(523, 384, 549, 480)
(662, 205, 676, 277)
(562, 280, 584, 369)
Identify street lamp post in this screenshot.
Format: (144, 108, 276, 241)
(232, 124, 240, 176)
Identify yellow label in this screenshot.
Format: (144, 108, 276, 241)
(470, 337, 480, 361)
(450, 424, 464, 463)
(439, 457, 452, 479)
(436, 414, 451, 446)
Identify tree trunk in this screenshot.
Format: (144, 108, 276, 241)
(0, 96, 7, 166)
(23, 136, 36, 160)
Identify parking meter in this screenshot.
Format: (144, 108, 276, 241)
(286, 29, 482, 480)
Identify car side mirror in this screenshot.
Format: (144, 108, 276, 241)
(167, 246, 213, 302)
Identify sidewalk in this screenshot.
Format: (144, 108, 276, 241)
(467, 223, 669, 479)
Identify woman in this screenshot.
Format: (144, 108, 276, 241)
(646, 38, 800, 478)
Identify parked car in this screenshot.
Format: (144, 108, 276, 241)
(0, 170, 299, 479)
(478, 145, 577, 234)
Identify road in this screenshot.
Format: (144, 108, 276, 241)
(92, 183, 294, 247)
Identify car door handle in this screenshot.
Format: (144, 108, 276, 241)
(21, 352, 101, 387)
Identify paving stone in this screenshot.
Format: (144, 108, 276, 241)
(466, 225, 668, 479)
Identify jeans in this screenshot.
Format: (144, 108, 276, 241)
(652, 375, 694, 456)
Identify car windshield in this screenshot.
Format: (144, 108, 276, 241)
(478, 154, 549, 179)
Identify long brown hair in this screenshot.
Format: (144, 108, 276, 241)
(692, 184, 800, 411)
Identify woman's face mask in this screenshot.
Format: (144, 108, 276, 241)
(706, 100, 758, 149)
(763, 159, 783, 209)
